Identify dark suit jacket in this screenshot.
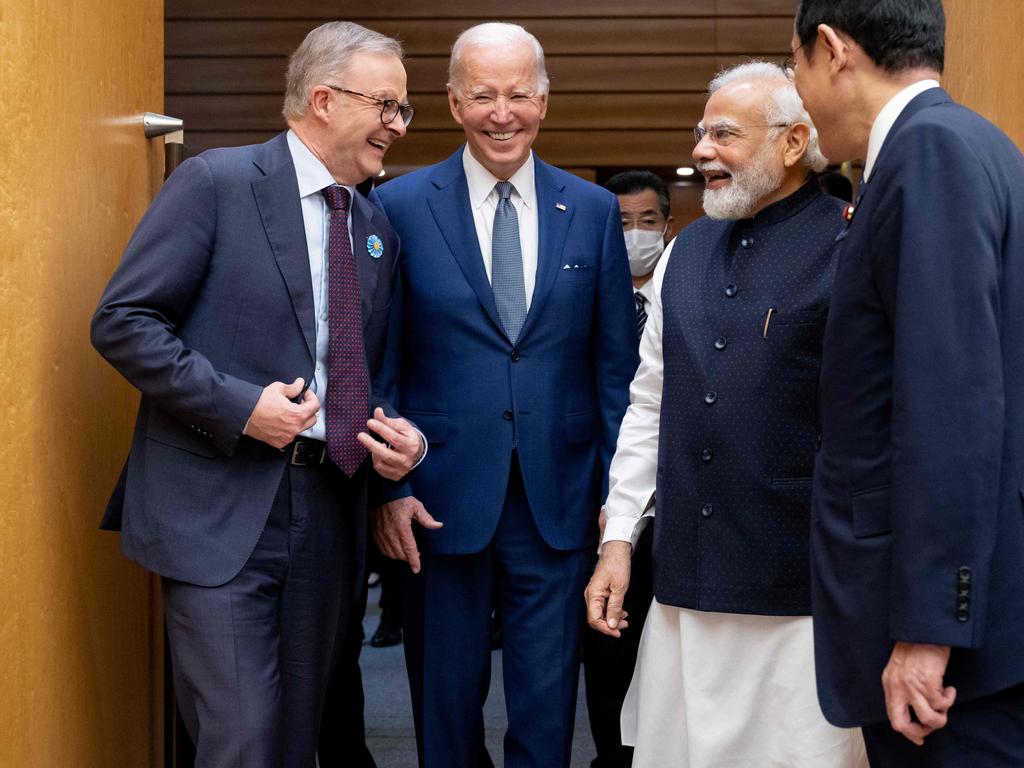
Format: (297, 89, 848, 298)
(91, 132, 399, 586)
(369, 148, 637, 554)
(811, 88, 1024, 726)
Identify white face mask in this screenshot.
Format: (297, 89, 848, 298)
(624, 227, 666, 276)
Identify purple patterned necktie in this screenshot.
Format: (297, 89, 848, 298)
(322, 185, 369, 476)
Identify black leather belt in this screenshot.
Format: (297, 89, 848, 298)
(287, 437, 328, 466)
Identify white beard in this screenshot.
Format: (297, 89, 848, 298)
(700, 143, 785, 220)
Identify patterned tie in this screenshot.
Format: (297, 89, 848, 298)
(322, 185, 369, 476)
(491, 181, 528, 343)
(635, 291, 648, 340)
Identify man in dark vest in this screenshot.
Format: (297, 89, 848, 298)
(585, 62, 867, 766)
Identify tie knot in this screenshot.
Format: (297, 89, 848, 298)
(322, 185, 351, 212)
(495, 181, 514, 202)
(635, 291, 646, 304)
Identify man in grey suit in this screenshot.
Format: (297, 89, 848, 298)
(91, 21, 422, 768)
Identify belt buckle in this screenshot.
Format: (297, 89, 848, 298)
(290, 439, 326, 466)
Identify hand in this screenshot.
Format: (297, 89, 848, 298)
(585, 540, 632, 637)
(882, 642, 956, 745)
(358, 408, 426, 481)
(371, 496, 442, 574)
(245, 378, 319, 449)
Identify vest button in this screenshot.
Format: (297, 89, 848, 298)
(502, 410, 513, 420)
(700, 503, 714, 518)
(724, 284, 738, 298)
(701, 448, 713, 462)
(704, 391, 717, 405)
(714, 336, 727, 351)
(510, 349, 520, 362)
(741, 237, 754, 249)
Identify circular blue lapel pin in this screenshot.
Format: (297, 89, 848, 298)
(366, 234, 384, 259)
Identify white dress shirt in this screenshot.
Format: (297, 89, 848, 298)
(601, 238, 678, 549)
(286, 130, 353, 441)
(462, 147, 539, 309)
(863, 79, 941, 181)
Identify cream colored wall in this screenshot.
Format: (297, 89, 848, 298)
(945, 0, 1024, 149)
(0, 0, 164, 765)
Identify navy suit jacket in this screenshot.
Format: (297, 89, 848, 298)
(370, 148, 637, 554)
(91, 132, 400, 586)
(811, 88, 1024, 726)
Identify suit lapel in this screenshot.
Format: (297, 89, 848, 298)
(519, 157, 572, 342)
(350, 192, 381, 321)
(251, 134, 316, 363)
(426, 150, 504, 334)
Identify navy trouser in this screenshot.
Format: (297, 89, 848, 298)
(862, 682, 1024, 767)
(403, 456, 592, 768)
(163, 459, 363, 768)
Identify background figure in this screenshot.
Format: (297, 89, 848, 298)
(791, 1, 1024, 766)
(586, 62, 866, 767)
(370, 22, 637, 768)
(91, 22, 423, 767)
(369, 539, 405, 647)
(582, 170, 671, 768)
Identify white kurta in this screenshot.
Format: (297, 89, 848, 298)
(602, 244, 866, 768)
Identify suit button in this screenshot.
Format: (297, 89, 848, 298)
(704, 391, 717, 405)
(815, 433, 822, 451)
(956, 609, 969, 623)
(700, 503, 713, 518)
(510, 349, 520, 362)
(714, 336, 727, 351)
(724, 284, 738, 298)
(741, 237, 754, 249)
(958, 566, 972, 584)
(503, 410, 513, 420)
(701, 448, 713, 462)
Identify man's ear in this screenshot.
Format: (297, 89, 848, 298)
(818, 23, 852, 76)
(783, 123, 811, 168)
(447, 86, 465, 126)
(308, 85, 333, 124)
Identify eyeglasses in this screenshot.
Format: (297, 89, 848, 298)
(782, 43, 805, 72)
(325, 85, 415, 127)
(693, 123, 791, 147)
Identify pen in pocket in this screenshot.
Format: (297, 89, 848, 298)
(762, 307, 775, 339)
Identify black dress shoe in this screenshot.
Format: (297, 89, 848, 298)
(369, 624, 402, 647)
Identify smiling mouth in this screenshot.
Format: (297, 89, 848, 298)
(367, 138, 388, 151)
(485, 131, 517, 141)
(701, 169, 732, 187)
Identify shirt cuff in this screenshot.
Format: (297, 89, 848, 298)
(601, 508, 653, 553)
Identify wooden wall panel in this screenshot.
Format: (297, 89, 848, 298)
(164, 0, 795, 201)
(944, 0, 1024, 150)
(0, 0, 164, 765)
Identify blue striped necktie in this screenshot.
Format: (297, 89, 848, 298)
(491, 181, 527, 343)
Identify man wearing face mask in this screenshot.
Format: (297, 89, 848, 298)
(585, 62, 868, 766)
(581, 170, 671, 768)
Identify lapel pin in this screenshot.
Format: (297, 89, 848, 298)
(555, 203, 567, 211)
(366, 234, 384, 259)
(844, 204, 855, 223)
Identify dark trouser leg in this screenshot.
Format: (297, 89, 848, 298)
(862, 682, 1024, 768)
(581, 524, 653, 768)
(164, 462, 361, 768)
(496, 458, 592, 768)
(403, 541, 494, 768)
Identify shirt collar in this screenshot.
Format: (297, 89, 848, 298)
(286, 129, 354, 200)
(863, 79, 941, 181)
(462, 145, 536, 211)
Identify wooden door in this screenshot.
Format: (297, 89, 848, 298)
(0, 0, 165, 765)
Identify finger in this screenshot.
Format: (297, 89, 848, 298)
(365, 417, 404, 446)
(399, 527, 422, 573)
(301, 388, 318, 406)
(909, 690, 948, 731)
(372, 407, 411, 433)
(281, 377, 304, 398)
(606, 587, 626, 629)
(413, 506, 444, 530)
(358, 432, 395, 459)
(296, 395, 320, 418)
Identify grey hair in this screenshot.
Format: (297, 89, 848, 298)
(282, 21, 404, 121)
(708, 60, 828, 172)
(447, 22, 550, 96)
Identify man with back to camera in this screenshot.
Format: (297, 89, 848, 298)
(790, 1, 1024, 764)
(368, 21, 638, 768)
(582, 169, 671, 768)
(585, 62, 867, 767)
(91, 21, 423, 767)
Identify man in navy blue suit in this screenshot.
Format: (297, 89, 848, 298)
(91, 22, 423, 768)
(369, 22, 637, 768)
(791, 1, 1024, 764)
